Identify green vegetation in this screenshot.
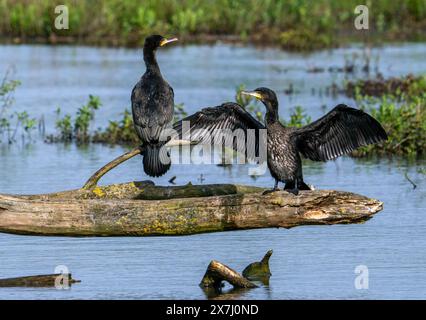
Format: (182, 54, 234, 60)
(50, 95, 101, 143)
(349, 75, 426, 157)
(92, 109, 138, 145)
(1, 0, 426, 49)
(353, 91, 426, 157)
(0, 72, 36, 144)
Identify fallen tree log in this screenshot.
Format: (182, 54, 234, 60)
(0, 181, 383, 237)
(0, 274, 80, 287)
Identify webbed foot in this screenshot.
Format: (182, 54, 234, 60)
(285, 188, 299, 196)
(262, 188, 279, 195)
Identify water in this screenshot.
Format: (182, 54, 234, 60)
(0, 43, 425, 299)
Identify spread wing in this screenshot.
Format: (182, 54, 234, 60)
(295, 104, 387, 161)
(172, 102, 266, 160)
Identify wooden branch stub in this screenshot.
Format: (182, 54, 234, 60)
(83, 146, 143, 190)
(81, 140, 192, 190)
(0, 274, 80, 287)
(242, 249, 272, 281)
(200, 260, 257, 289)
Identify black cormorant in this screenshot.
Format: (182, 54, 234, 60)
(131, 35, 178, 177)
(174, 87, 387, 194)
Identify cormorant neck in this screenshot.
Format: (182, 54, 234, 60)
(264, 100, 279, 124)
(143, 47, 161, 74)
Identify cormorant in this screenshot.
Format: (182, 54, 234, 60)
(131, 35, 178, 177)
(173, 87, 387, 194)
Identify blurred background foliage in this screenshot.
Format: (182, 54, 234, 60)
(0, 0, 425, 49)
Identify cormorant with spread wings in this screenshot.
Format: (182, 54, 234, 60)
(173, 87, 387, 194)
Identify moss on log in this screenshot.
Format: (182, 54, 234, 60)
(0, 181, 383, 237)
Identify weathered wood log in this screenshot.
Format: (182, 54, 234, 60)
(0, 274, 80, 287)
(0, 181, 383, 237)
(200, 260, 257, 289)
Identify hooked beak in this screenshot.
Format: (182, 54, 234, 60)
(241, 90, 263, 100)
(160, 37, 178, 47)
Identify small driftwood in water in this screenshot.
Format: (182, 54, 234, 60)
(200, 260, 257, 289)
(200, 250, 273, 291)
(242, 250, 273, 281)
(0, 274, 80, 288)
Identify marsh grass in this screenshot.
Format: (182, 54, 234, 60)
(1, 0, 426, 49)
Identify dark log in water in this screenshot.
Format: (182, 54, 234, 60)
(200, 249, 273, 294)
(200, 260, 257, 289)
(0, 274, 80, 287)
(0, 180, 383, 236)
(242, 250, 273, 281)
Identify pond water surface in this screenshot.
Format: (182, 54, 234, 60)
(0, 43, 425, 299)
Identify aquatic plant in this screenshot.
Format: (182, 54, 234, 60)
(92, 109, 139, 145)
(353, 93, 426, 157)
(0, 72, 36, 144)
(282, 106, 312, 128)
(54, 109, 72, 142)
(74, 94, 101, 142)
(50, 95, 101, 143)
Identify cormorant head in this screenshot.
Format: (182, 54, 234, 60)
(144, 35, 178, 51)
(241, 87, 279, 114)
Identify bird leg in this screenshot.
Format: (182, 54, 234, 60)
(262, 179, 279, 195)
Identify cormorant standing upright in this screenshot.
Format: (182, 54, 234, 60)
(174, 87, 387, 194)
(131, 35, 177, 177)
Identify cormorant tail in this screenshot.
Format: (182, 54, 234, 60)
(143, 144, 171, 177)
(297, 181, 311, 190)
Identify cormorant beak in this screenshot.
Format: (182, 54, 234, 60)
(160, 37, 178, 47)
(241, 90, 263, 100)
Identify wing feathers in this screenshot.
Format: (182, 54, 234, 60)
(295, 104, 387, 161)
(172, 102, 265, 159)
